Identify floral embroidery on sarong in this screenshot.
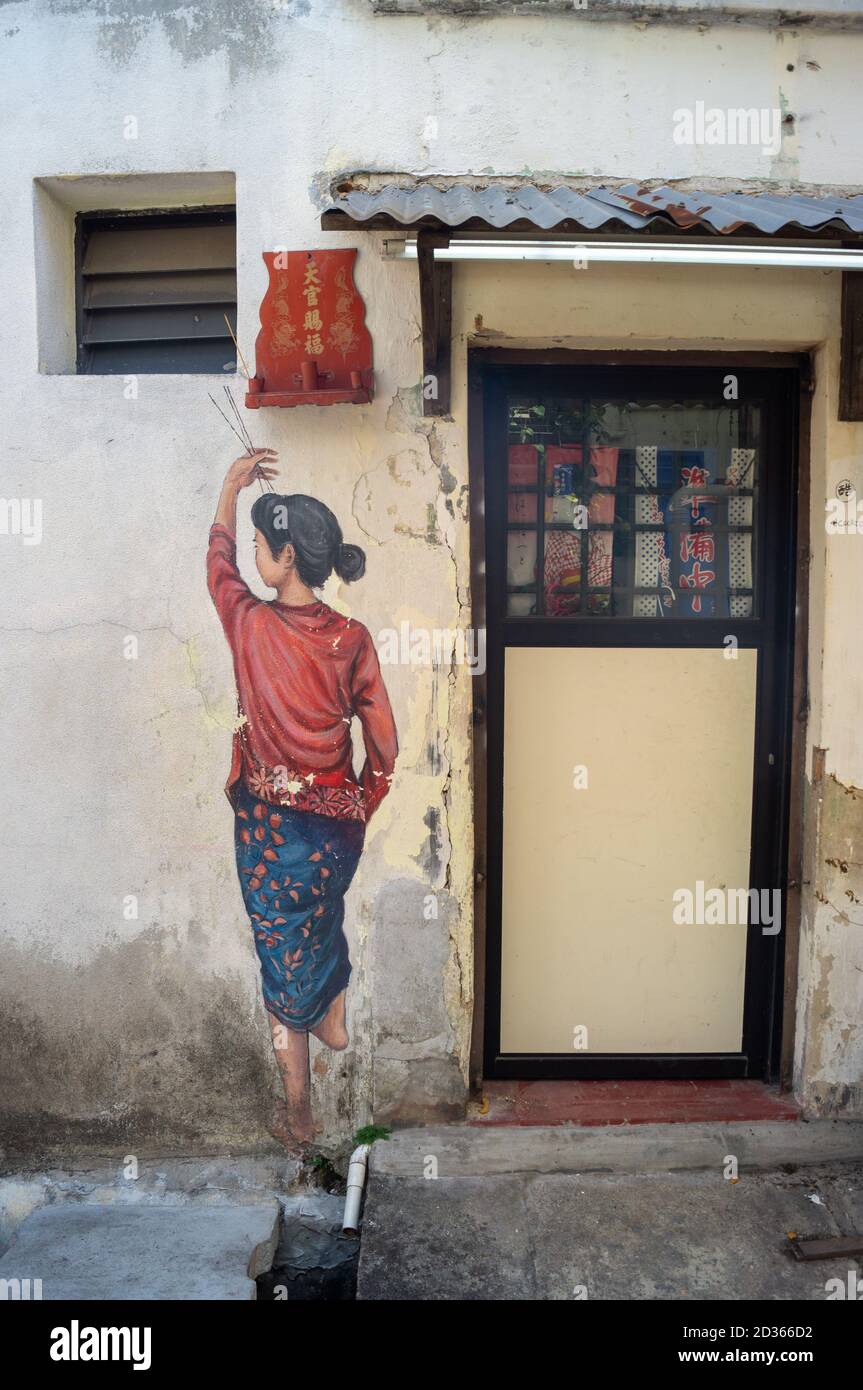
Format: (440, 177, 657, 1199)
(244, 754, 366, 823)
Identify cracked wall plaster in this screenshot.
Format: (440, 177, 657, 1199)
(796, 775, 863, 1118)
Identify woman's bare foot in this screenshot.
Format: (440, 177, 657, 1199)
(310, 990, 349, 1051)
(267, 1013, 317, 1149)
(269, 1099, 317, 1155)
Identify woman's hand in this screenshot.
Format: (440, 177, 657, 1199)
(226, 449, 279, 492)
(214, 449, 279, 536)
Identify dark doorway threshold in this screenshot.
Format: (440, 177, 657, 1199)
(471, 1079, 800, 1127)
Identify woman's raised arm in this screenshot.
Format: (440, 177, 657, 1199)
(208, 450, 279, 645)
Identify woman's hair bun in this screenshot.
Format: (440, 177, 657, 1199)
(336, 542, 366, 583)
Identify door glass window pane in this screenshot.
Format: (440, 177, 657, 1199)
(506, 393, 759, 618)
(506, 530, 537, 588)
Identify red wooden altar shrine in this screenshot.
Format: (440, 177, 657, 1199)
(245, 248, 373, 408)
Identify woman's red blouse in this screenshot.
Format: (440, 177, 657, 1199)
(207, 523, 397, 823)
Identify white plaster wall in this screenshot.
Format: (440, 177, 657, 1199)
(0, 0, 861, 1153)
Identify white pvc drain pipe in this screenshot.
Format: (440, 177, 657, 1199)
(342, 1143, 371, 1237)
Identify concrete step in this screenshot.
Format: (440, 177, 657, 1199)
(371, 1120, 863, 1178)
(0, 1202, 280, 1301)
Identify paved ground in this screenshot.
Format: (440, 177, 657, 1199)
(358, 1165, 863, 1300)
(1, 1126, 860, 1301)
(0, 1202, 280, 1300)
(358, 1124, 863, 1300)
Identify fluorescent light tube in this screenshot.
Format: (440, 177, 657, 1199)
(385, 238, 863, 270)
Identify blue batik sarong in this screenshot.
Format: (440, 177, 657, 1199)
(234, 782, 365, 1030)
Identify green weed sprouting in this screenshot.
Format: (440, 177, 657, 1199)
(352, 1124, 392, 1146)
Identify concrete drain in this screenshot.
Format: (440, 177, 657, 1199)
(256, 1192, 359, 1301)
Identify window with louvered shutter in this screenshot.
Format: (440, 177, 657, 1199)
(75, 208, 237, 374)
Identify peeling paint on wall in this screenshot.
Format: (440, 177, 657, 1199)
(797, 774, 863, 1117)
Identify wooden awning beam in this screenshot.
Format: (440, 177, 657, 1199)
(840, 271, 863, 421)
(416, 231, 452, 417)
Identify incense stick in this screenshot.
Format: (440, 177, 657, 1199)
(224, 385, 255, 451)
(224, 313, 252, 380)
(223, 386, 275, 493)
(207, 391, 269, 495)
(207, 391, 250, 453)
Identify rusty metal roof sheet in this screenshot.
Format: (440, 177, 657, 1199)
(323, 183, 863, 235)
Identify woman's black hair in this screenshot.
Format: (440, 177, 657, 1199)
(251, 492, 366, 587)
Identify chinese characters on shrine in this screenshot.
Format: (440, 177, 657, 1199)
(302, 260, 324, 357)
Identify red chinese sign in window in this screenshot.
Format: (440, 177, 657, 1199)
(505, 396, 758, 619)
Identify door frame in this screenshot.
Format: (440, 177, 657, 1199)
(467, 347, 812, 1086)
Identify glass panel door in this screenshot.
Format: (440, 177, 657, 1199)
(481, 364, 797, 1080)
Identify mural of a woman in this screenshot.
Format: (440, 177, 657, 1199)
(207, 450, 398, 1151)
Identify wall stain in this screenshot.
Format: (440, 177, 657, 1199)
(0, 927, 279, 1164)
(47, 0, 288, 76)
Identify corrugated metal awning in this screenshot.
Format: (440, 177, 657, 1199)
(322, 180, 863, 423)
(322, 182, 863, 236)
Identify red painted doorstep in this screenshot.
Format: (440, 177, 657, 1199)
(470, 1079, 800, 1127)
